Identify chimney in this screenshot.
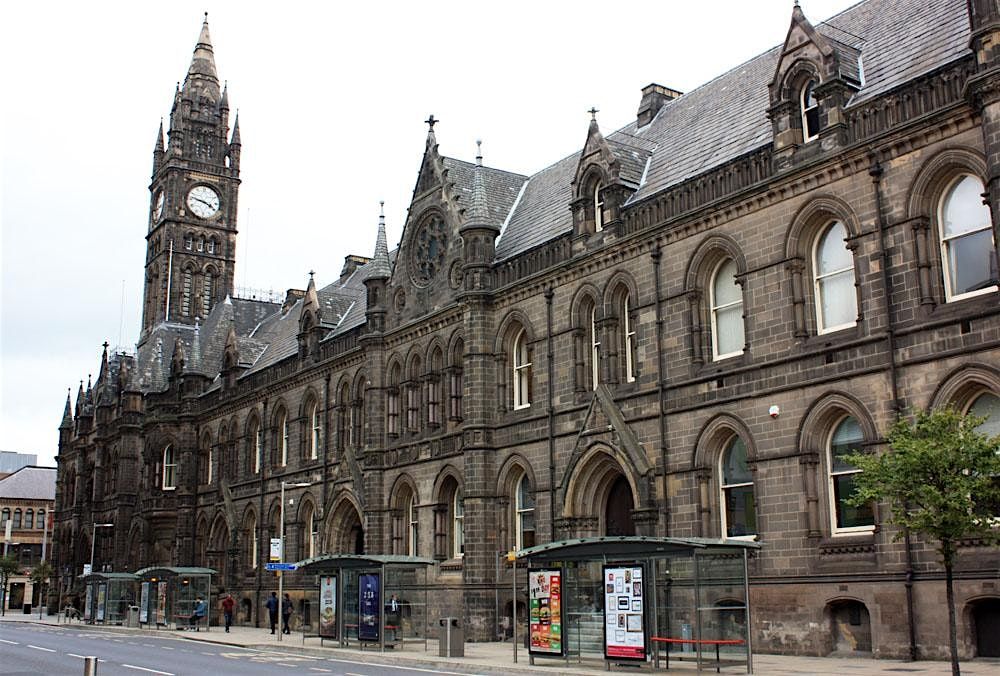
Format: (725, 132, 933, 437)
(636, 83, 682, 128)
(340, 254, 372, 281)
(282, 288, 306, 313)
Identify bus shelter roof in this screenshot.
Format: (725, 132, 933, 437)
(79, 572, 139, 582)
(133, 566, 217, 578)
(296, 554, 436, 572)
(516, 536, 760, 562)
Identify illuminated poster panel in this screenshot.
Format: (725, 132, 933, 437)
(139, 582, 149, 623)
(319, 575, 338, 639)
(358, 573, 381, 642)
(602, 564, 646, 660)
(528, 568, 563, 655)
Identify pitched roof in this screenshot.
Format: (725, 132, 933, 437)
(0, 466, 56, 501)
(495, 0, 971, 260)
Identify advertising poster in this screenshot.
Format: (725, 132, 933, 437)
(84, 585, 93, 621)
(156, 581, 167, 625)
(358, 573, 381, 642)
(319, 575, 338, 639)
(139, 582, 149, 623)
(96, 584, 107, 622)
(528, 568, 563, 655)
(602, 564, 646, 660)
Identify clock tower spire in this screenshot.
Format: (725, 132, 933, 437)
(141, 14, 241, 341)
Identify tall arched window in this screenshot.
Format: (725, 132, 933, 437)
(1, 508, 9, 525)
(969, 391, 1000, 516)
(301, 502, 318, 560)
(245, 513, 258, 570)
(162, 444, 177, 490)
(406, 359, 421, 433)
(453, 488, 465, 558)
(720, 437, 756, 537)
(428, 348, 443, 427)
(590, 307, 600, 389)
(207, 238, 217, 255)
(711, 258, 744, 360)
(387, 363, 401, 436)
(513, 328, 532, 409)
(939, 174, 998, 301)
(828, 416, 875, 533)
(801, 79, 819, 142)
(36, 509, 45, 529)
(184, 234, 194, 250)
(202, 271, 214, 316)
(278, 411, 288, 466)
(449, 339, 464, 421)
(181, 268, 193, 317)
(407, 494, 419, 556)
(594, 183, 605, 232)
(515, 473, 536, 550)
(622, 293, 637, 382)
(24, 509, 33, 530)
(814, 220, 857, 332)
(12, 509, 22, 529)
(309, 401, 320, 461)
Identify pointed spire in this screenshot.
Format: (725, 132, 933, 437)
(230, 111, 241, 146)
(99, 342, 109, 381)
(75, 380, 84, 417)
(465, 141, 491, 228)
(303, 270, 319, 312)
(367, 201, 392, 279)
(60, 389, 73, 429)
(425, 114, 438, 147)
(189, 318, 202, 371)
(183, 12, 220, 100)
(154, 119, 165, 153)
(220, 81, 229, 109)
(85, 374, 94, 408)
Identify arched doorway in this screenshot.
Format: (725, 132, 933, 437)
(605, 475, 636, 536)
(207, 517, 230, 581)
(970, 598, 1000, 657)
(327, 498, 365, 555)
(826, 600, 872, 655)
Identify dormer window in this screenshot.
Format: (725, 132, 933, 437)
(801, 80, 820, 142)
(594, 183, 605, 232)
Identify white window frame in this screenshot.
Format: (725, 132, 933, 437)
(407, 495, 418, 557)
(938, 174, 998, 302)
(248, 515, 258, 569)
(827, 415, 876, 536)
(590, 307, 600, 390)
(181, 269, 193, 317)
(310, 403, 320, 460)
(813, 220, 857, 334)
(202, 273, 214, 316)
(205, 442, 213, 484)
(710, 258, 744, 361)
(513, 328, 532, 409)
(452, 489, 464, 558)
(594, 183, 605, 232)
(279, 412, 288, 466)
(253, 423, 262, 474)
(718, 436, 756, 540)
(801, 80, 819, 142)
(162, 444, 177, 490)
(515, 473, 535, 551)
(624, 294, 636, 382)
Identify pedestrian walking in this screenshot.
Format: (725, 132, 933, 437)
(189, 596, 208, 631)
(266, 592, 279, 634)
(221, 593, 235, 633)
(281, 593, 293, 635)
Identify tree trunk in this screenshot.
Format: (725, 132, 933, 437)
(944, 551, 960, 676)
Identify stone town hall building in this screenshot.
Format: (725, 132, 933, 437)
(55, 0, 1000, 659)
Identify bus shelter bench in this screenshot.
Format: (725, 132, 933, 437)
(651, 637, 745, 673)
(337, 623, 403, 649)
(174, 613, 205, 631)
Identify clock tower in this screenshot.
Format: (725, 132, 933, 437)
(141, 14, 241, 339)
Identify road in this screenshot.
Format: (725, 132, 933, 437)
(0, 623, 484, 676)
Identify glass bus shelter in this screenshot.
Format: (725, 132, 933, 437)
(295, 554, 434, 653)
(133, 567, 216, 630)
(81, 572, 138, 625)
(514, 536, 759, 673)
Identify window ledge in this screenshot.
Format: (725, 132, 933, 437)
(439, 558, 464, 572)
(818, 534, 875, 556)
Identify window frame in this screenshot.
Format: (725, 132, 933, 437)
(407, 494, 418, 556)
(12, 509, 22, 529)
(278, 411, 289, 466)
(710, 258, 745, 361)
(813, 220, 857, 334)
(309, 401, 320, 461)
(938, 174, 998, 302)
(801, 79, 820, 142)
(594, 183, 605, 232)
(623, 294, 636, 383)
(452, 488, 464, 559)
(512, 328, 532, 410)
(718, 435, 757, 540)
(827, 415, 876, 536)
(162, 444, 177, 490)
(515, 473, 536, 552)
(36, 509, 45, 529)
(590, 307, 600, 390)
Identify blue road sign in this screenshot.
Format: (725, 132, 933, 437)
(266, 562, 297, 571)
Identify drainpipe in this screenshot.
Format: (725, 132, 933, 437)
(322, 373, 331, 524)
(545, 287, 557, 541)
(870, 157, 916, 661)
(651, 245, 670, 535)
(256, 398, 268, 628)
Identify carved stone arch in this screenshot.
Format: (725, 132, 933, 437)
(324, 490, 365, 555)
(293, 490, 319, 522)
(334, 374, 352, 404)
(389, 472, 421, 508)
(929, 363, 1000, 410)
(203, 263, 219, 277)
(425, 337, 446, 369)
(431, 464, 464, 500)
(559, 442, 649, 538)
(352, 369, 369, 398)
(562, 441, 648, 515)
(386, 353, 404, 380)
(270, 399, 289, 427)
(906, 146, 989, 220)
(685, 234, 748, 290)
(497, 453, 538, 498)
(786, 194, 862, 259)
(125, 519, 147, 570)
(240, 503, 258, 528)
(603, 270, 640, 312)
(446, 328, 465, 365)
(778, 58, 822, 101)
(494, 309, 535, 353)
(575, 164, 610, 201)
(299, 385, 321, 417)
(798, 391, 878, 453)
(570, 283, 602, 326)
(692, 413, 757, 471)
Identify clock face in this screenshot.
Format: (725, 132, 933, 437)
(410, 215, 448, 287)
(152, 191, 164, 221)
(187, 185, 220, 219)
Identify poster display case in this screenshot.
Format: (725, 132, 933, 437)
(528, 568, 563, 656)
(602, 563, 646, 660)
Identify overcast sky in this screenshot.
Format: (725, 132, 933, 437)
(1, 0, 860, 465)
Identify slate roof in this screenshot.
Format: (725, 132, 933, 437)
(495, 0, 972, 260)
(441, 158, 526, 228)
(0, 466, 56, 501)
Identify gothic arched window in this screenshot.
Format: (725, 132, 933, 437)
(515, 473, 536, 551)
(594, 183, 605, 232)
(711, 258, 744, 360)
(162, 444, 177, 490)
(513, 328, 532, 409)
(828, 416, 875, 534)
(939, 174, 998, 301)
(813, 220, 857, 333)
(387, 363, 401, 436)
(202, 272, 214, 316)
(36, 509, 44, 529)
(801, 79, 820, 142)
(181, 267, 193, 317)
(308, 400, 320, 461)
(12, 509, 22, 529)
(720, 436, 756, 537)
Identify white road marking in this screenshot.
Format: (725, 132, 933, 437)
(0, 639, 18, 645)
(143, 643, 156, 647)
(201, 651, 216, 655)
(326, 658, 490, 676)
(27, 645, 56, 652)
(122, 665, 175, 675)
(160, 645, 175, 650)
(309, 669, 333, 673)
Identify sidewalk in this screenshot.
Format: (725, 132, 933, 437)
(1, 612, 997, 675)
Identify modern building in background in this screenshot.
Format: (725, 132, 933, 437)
(54, 0, 1000, 660)
(0, 452, 39, 479)
(1, 466, 56, 611)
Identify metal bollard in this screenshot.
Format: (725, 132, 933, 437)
(83, 656, 98, 675)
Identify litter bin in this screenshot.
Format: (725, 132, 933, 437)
(125, 606, 140, 628)
(22, 603, 32, 615)
(438, 617, 464, 657)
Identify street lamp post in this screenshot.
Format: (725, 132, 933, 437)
(89, 524, 113, 576)
(277, 482, 310, 642)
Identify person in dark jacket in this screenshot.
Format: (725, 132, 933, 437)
(189, 596, 207, 631)
(221, 593, 235, 633)
(265, 592, 279, 634)
(281, 593, 293, 635)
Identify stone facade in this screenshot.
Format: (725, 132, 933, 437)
(54, 0, 1000, 660)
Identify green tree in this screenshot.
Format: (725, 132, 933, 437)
(845, 406, 1000, 676)
(30, 560, 53, 618)
(0, 554, 21, 617)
